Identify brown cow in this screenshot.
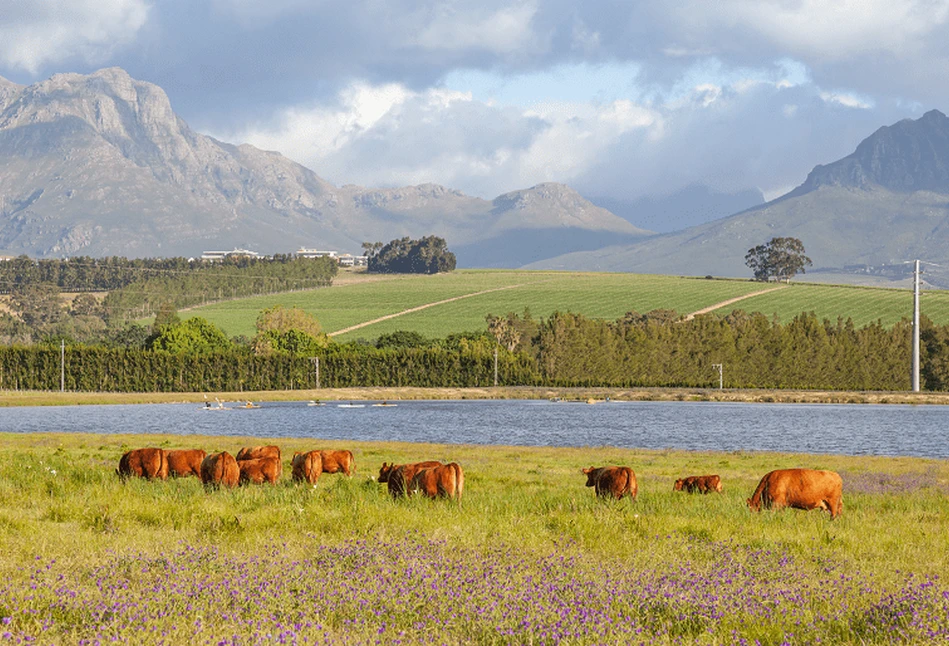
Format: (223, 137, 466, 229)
(291, 451, 323, 484)
(320, 450, 355, 476)
(166, 449, 207, 478)
(117, 448, 168, 480)
(747, 468, 843, 519)
(410, 463, 464, 500)
(200, 451, 240, 489)
(582, 466, 637, 500)
(238, 456, 282, 485)
(674, 474, 722, 494)
(236, 445, 281, 462)
(379, 461, 443, 497)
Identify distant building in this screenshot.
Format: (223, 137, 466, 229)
(296, 248, 339, 259)
(201, 248, 261, 261)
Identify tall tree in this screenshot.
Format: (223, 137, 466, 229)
(745, 237, 812, 282)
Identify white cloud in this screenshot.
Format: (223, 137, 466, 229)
(412, 1, 542, 54)
(676, 0, 949, 61)
(0, 0, 149, 74)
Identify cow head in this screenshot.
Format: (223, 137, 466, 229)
(581, 467, 597, 487)
(673, 479, 683, 491)
(746, 497, 760, 512)
(378, 462, 394, 483)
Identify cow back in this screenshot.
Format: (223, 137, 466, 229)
(292, 451, 323, 484)
(166, 449, 207, 478)
(118, 448, 168, 480)
(238, 456, 282, 485)
(236, 445, 281, 462)
(320, 450, 354, 475)
(385, 461, 443, 497)
(582, 465, 636, 500)
(200, 451, 240, 488)
(411, 462, 464, 500)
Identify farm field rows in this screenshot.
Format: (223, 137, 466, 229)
(1, 432, 948, 644)
(185, 269, 948, 341)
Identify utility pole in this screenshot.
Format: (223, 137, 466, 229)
(913, 259, 920, 392)
(493, 347, 498, 387)
(60, 339, 65, 392)
(712, 363, 723, 390)
(311, 357, 320, 389)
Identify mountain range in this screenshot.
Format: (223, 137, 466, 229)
(0, 68, 647, 263)
(3, 67, 949, 287)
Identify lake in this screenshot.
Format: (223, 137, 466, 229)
(1, 399, 947, 458)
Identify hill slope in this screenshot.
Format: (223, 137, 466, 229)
(0, 68, 647, 262)
(529, 110, 949, 287)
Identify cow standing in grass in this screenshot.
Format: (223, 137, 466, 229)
(674, 474, 722, 494)
(582, 466, 637, 500)
(411, 463, 464, 500)
(200, 451, 240, 489)
(117, 448, 168, 480)
(320, 450, 355, 476)
(747, 468, 843, 519)
(292, 451, 323, 484)
(166, 449, 206, 478)
(378, 461, 443, 497)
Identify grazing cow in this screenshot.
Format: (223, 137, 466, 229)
(117, 448, 168, 480)
(236, 445, 281, 462)
(291, 451, 323, 484)
(166, 449, 207, 478)
(674, 474, 722, 494)
(319, 450, 355, 476)
(200, 451, 240, 489)
(238, 456, 282, 485)
(747, 468, 843, 519)
(410, 463, 464, 500)
(582, 466, 637, 500)
(379, 461, 443, 497)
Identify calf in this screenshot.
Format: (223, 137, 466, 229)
(674, 474, 722, 494)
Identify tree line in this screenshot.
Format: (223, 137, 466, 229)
(0, 255, 338, 344)
(4, 306, 948, 391)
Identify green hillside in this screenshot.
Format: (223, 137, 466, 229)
(183, 269, 947, 341)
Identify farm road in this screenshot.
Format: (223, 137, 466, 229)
(328, 280, 552, 336)
(683, 285, 788, 321)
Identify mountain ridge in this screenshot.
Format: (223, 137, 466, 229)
(0, 67, 647, 261)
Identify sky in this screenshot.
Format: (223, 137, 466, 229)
(0, 0, 946, 204)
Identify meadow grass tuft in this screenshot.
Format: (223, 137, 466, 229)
(1, 431, 948, 643)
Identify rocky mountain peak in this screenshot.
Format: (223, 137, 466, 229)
(795, 109, 949, 194)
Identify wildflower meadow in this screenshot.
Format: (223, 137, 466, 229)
(1, 432, 948, 644)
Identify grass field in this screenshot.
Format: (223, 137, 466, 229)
(1, 431, 948, 644)
(182, 269, 949, 341)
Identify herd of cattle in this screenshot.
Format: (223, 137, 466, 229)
(117, 446, 844, 517)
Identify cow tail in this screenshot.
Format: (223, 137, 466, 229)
(452, 463, 464, 503)
(159, 449, 169, 481)
(348, 451, 355, 476)
(624, 467, 634, 499)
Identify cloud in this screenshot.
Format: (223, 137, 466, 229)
(0, 0, 149, 74)
(412, 2, 543, 55)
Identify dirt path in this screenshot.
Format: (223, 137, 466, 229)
(329, 282, 535, 336)
(683, 285, 788, 321)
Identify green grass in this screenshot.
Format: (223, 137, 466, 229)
(181, 269, 946, 342)
(1, 432, 948, 643)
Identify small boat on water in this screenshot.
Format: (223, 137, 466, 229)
(237, 401, 261, 409)
(337, 402, 365, 408)
(372, 401, 397, 407)
(307, 400, 325, 407)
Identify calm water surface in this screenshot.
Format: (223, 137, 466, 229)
(2, 399, 947, 458)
